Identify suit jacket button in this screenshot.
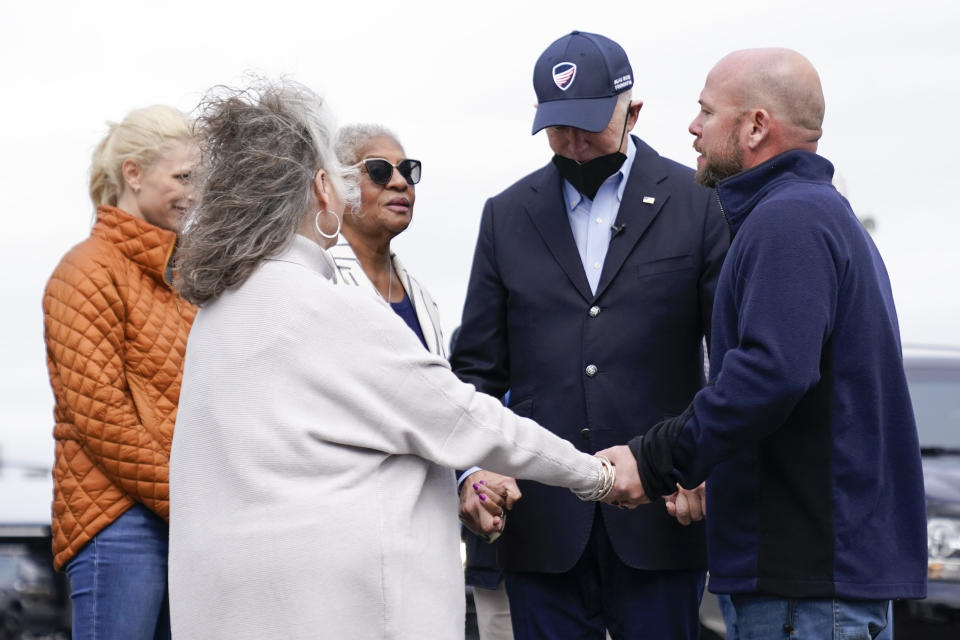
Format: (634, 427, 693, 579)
(589, 306, 600, 317)
(585, 364, 598, 377)
(580, 428, 591, 439)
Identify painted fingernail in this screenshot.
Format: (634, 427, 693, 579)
(478, 480, 486, 485)
(473, 483, 480, 490)
(479, 494, 487, 501)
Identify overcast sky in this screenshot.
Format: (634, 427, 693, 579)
(2, 0, 958, 474)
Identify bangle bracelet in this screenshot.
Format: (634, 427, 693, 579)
(572, 455, 616, 501)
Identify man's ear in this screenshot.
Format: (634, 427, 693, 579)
(122, 158, 142, 192)
(745, 108, 771, 150)
(626, 99, 644, 130)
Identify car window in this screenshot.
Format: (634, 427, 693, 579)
(0, 551, 21, 584)
(906, 363, 960, 449)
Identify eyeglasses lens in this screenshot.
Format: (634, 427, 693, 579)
(365, 160, 394, 185)
(399, 159, 421, 185)
(363, 159, 422, 186)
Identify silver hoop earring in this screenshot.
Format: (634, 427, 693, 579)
(314, 209, 341, 239)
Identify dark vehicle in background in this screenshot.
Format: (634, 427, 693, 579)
(0, 458, 69, 640)
(896, 346, 960, 638)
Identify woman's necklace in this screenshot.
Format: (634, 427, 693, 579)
(383, 257, 393, 303)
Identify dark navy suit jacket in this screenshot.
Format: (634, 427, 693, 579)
(451, 136, 728, 573)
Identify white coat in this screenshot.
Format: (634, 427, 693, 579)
(328, 238, 446, 358)
(169, 234, 602, 639)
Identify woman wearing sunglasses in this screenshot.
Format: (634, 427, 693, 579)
(333, 126, 514, 639)
(168, 80, 624, 640)
(330, 125, 444, 354)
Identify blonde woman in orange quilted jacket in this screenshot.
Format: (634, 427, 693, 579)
(42, 105, 198, 640)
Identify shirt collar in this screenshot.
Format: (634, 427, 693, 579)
(562, 135, 637, 210)
(269, 233, 339, 282)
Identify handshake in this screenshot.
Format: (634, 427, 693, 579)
(459, 445, 705, 541)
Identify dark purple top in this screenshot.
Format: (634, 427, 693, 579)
(391, 292, 427, 349)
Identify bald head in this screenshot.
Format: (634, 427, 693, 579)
(689, 47, 826, 184)
(713, 48, 824, 145)
(689, 49, 823, 186)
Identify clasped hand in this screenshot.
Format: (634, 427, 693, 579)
(458, 447, 705, 535)
(459, 470, 521, 540)
(594, 445, 706, 525)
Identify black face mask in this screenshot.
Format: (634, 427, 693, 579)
(552, 151, 626, 200)
(551, 107, 630, 200)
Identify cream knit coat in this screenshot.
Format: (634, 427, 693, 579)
(168, 235, 602, 639)
(328, 239, 446, 358)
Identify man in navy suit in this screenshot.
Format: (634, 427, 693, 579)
(451, 31, 728, 639)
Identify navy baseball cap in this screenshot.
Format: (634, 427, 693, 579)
(531, 31, 634, 134)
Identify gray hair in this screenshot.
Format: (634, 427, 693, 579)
(334, 124, 405, 216)
(176, 79, 359, 306)
(335, 123, 403, 166)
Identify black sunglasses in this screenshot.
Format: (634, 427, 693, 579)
(358, 157, 422, 186)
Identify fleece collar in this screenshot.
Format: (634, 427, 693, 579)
(716, 150, 835, 238)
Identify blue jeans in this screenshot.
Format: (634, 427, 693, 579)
(725, 594, 890, 639)
(65, 504, 171, 640)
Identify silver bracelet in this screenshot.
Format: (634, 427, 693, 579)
(572, 455, 616, 502)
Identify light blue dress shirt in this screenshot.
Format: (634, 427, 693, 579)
(563, 137, 637, 294)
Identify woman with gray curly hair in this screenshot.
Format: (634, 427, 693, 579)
(167, 80, 622, 639)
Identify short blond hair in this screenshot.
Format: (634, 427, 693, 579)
(89, 105, 193, 207)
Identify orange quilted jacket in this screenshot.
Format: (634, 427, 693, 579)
(43, 205, 197, 570)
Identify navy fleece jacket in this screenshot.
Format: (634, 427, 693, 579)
(630, 150, 927, 599)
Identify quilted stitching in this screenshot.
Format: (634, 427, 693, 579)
(43, 205, 196, 569)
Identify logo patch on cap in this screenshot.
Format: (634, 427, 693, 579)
(552, 63, 577, 91)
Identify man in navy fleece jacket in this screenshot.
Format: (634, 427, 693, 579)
(599, 48, 926, 637)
